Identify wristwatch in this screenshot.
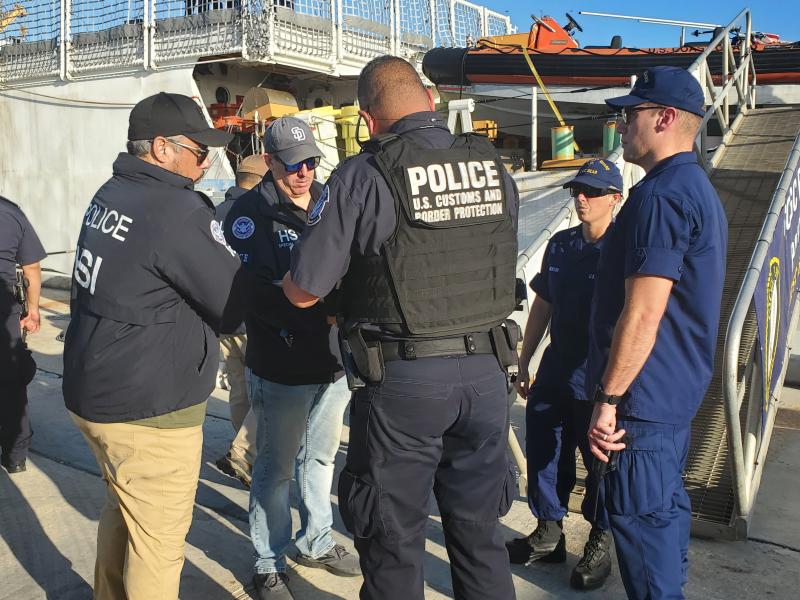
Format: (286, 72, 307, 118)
(593, 383, 626, 406)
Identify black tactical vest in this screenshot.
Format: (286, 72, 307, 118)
(341, 133, 518, 336)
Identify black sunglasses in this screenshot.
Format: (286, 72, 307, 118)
(617, 106, 664, 124)
(279, 156, 320, 173)
(570, 184, 615, 198)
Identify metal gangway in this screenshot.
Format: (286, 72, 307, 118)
(0, 0, 512, 84)
(511, 8, 800, 539)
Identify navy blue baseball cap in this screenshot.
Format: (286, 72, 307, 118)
(605, 66, 705, 117)
(564, 159, 623, 193)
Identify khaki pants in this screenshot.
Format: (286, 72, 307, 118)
(220, 335, 256, 464)
(70, 413, 203, 600)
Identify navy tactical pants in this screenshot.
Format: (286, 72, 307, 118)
(0, 311, 33, 464)
(339, 354, 516, 600)
(605, 418, 691, 600)
(525, 384, 609, 529)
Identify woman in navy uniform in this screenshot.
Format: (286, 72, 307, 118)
(506, 160, 622, 590)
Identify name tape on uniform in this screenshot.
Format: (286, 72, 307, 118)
(404, 160, 504, 225)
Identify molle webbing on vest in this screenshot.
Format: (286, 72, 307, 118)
(342, 133, 517, 336)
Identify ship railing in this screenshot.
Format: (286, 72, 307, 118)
(0, 1, 512, 85)
(721, 128, 800, 528)
(687, 7, 757, 171)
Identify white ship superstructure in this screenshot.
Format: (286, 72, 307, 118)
(0, 0, 512, 274)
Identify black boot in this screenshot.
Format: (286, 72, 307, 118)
(570, 527, 612, 590)
(506, 520, 566, 565)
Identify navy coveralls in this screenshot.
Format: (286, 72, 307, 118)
(0, 197, 46, 465)
(527, 225, 610, 530)
(587, 152, 728, 600)
(290, 113, 519, 600)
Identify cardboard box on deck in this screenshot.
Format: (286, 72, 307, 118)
(241, 87, 299, 121)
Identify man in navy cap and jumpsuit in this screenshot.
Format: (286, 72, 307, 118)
(506, 159, 623, 591)
(586, 66, 727, 600)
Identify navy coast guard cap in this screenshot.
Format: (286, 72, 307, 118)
(564, 159, 623, 193)
(605, 66, 706, 117)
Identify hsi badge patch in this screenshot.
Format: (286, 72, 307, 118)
(232, 216, 255, 239)
(307, 185, 329, 226)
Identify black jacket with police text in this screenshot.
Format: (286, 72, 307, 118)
(62, 153, 240, 422)
(223, 173, 341, 385)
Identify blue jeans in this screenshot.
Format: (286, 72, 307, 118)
(248, 374, 352, 574)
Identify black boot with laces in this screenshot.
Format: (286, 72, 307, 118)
(506, 519, 566, 564)
(570, 527, 612, 590)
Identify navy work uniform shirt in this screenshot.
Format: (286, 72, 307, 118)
(290, 112, 519, 313)
(531, 224, 612, 401)
(1, 197, 46, 319)
(587, 151, 728, 425)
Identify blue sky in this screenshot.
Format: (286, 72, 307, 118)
(485, 1, 800, 48)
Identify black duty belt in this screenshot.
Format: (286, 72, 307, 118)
(377, 332, 495, 362)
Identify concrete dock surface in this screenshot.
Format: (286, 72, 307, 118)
(1, 291, 798, 599)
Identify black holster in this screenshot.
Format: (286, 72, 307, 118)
(337, 324, 384, 390)
(489, 319, 521, 374)
(346, 326, 385, 385)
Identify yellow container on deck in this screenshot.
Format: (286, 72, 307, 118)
(337, 105, 370, 157)
(551, 125, 575, 161)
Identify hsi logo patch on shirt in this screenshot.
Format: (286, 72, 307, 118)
(232, 216, 255, 239)
(307, 185, 329, 226)
(277, 228, 299, 249)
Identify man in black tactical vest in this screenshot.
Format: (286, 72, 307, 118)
(283, 56, 520, 600)
(62, 93, 240, 600)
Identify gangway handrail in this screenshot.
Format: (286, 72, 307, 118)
(723, 131, 800, 518)
(687, 8, 756, 171)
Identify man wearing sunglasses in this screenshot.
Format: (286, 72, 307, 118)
(507, 159, 622, 591)
(62, 92, 240, 599)
(586, 66, 728, 599)
(223, 117, 358, 600)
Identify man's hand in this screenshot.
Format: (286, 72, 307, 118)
(516, 363, 532, 398)
(588, 402, 626, 461)
(20, 307, 41, 335)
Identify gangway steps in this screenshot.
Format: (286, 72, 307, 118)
(687, 106, 800, 535)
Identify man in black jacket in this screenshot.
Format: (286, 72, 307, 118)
(224, 117, 358, 600)
(62, 92, 240, 600)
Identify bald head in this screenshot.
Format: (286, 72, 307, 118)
(357, 56, 431, 122)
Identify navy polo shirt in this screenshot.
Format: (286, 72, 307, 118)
(1, 196, 47, 316)
(587, 152, 728, 425)
(531, 224, 611, 401)
(290, 112, 519, 300)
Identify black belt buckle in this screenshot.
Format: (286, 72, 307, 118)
(464, 334, 477, 354)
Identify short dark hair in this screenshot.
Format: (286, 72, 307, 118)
(357, 55, 427, 114)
